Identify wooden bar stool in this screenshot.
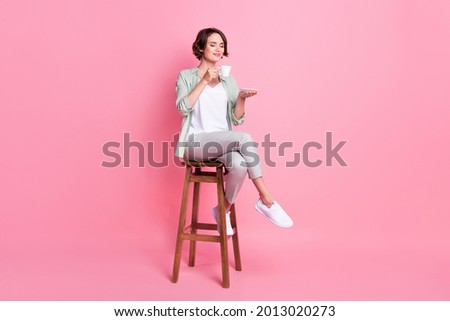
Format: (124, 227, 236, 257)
(171, 160, 242, 288)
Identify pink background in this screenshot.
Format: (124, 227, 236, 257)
(1, 0, 449, 300)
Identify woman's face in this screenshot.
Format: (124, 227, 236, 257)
(201, 33, 225, 63)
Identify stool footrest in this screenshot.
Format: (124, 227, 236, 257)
(182, 233, 220, 243)
(196, 223, 217, 230)
(184, 223, 217, 232)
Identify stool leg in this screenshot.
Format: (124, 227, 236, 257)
(216, 168, 230, 288)
(189, 179, 200, 267)
(171, 166, 191, 283)
(230, 204, 242, 271)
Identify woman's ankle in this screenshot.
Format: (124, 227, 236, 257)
(260, 194, 274, 207)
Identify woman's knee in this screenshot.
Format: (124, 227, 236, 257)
(225, 152, 248, 176)
(236, 131, 254, 145)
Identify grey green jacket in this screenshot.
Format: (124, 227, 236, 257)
(175, 67, 245, 158)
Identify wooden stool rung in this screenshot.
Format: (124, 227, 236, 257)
(190, 174, 217, 183)
(182, 233, 220, 243)
(196, 223, 218, 230)
(184, 223, 217, 233)
(184, 223, 216, 232)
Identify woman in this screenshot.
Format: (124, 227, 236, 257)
(175, 28, 293, 235)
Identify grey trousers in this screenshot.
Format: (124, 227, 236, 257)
(186, 131, 263, 203)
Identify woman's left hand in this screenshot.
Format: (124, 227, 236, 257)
(239, 90, 258, 99)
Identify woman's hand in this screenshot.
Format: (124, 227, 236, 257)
(201, 67, 220, 83)
(234, 89, 257, 120)
(239, 90, 258, 99)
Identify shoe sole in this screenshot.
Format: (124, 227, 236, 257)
(255, 202, 293, 228)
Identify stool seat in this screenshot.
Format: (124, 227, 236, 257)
(171, 160, 242, 288)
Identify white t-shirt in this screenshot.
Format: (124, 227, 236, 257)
(188, 83, 229, 136)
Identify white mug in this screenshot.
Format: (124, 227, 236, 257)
(219, 65, 232, 77)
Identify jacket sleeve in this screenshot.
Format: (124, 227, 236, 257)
(228, 75, 245, 125)
(176, 71, 194, 116)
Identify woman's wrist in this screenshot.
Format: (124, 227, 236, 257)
(199, 78, 209, 86)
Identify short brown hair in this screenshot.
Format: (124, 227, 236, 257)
(192, 28, 229, 60)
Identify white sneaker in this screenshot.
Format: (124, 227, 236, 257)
(255, 198, 294, 228)
(212, 206, 234, 236)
